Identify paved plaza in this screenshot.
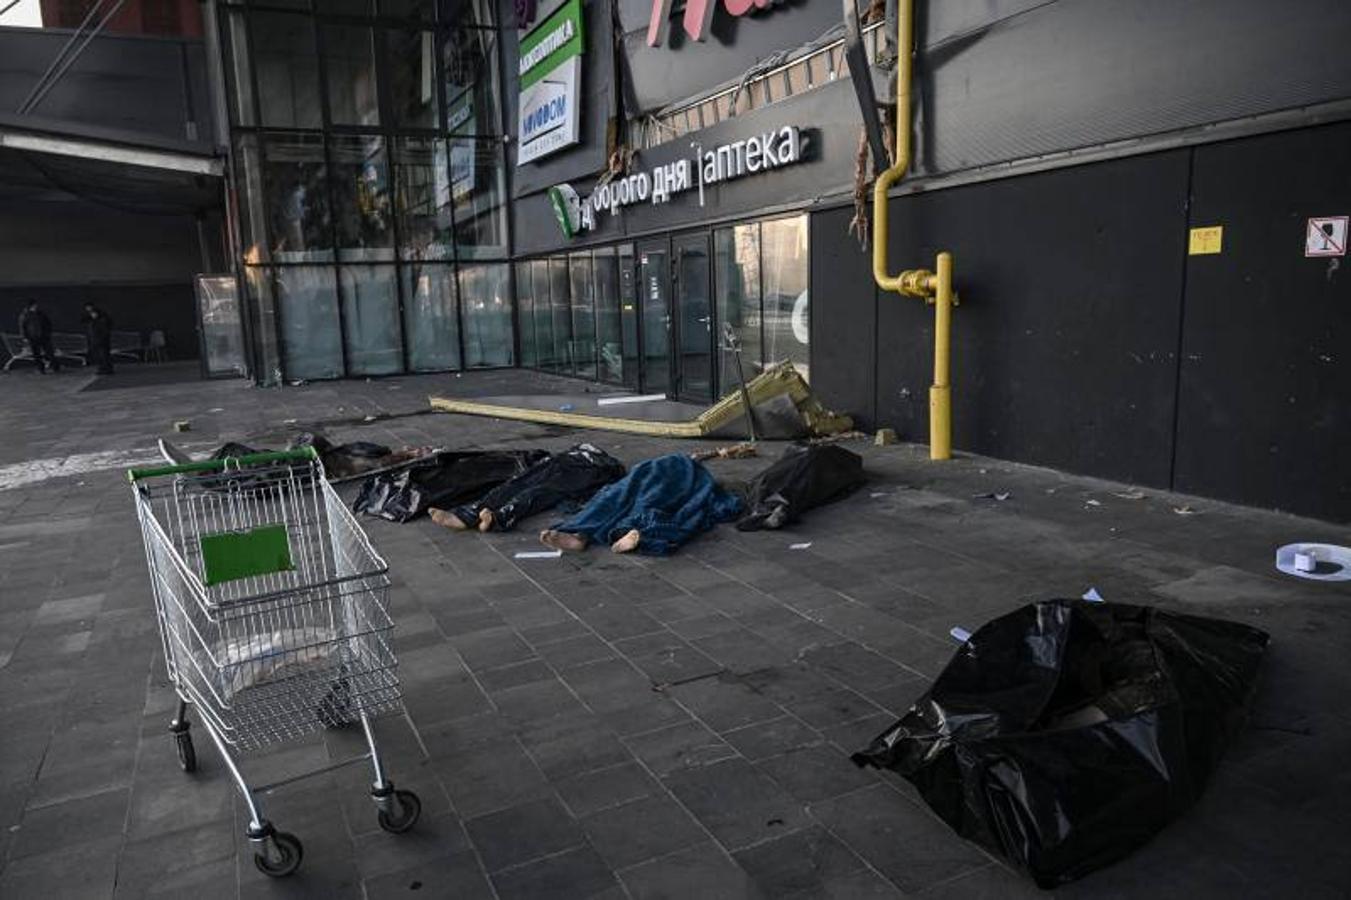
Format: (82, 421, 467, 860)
(0, 366, 1347, 899)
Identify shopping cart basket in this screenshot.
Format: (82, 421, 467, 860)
(129, 447, 421, 877)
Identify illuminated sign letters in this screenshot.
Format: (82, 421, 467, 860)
(647, 0, 784, 47)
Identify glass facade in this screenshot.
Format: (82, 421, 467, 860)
(220, 0, 513, 382)
(515, 214, 809, 396)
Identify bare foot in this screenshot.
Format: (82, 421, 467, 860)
(429, 508, 469, 531)
(540, 529, 588, 552)
(478, 509, 495, 532)
(610, 529, 642, 553)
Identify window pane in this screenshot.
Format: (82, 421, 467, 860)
(618, 244, 639, 390)
(532, 259, 555, 370)
(263, 133, 332, 263)
(330, 135, 394, 262)
(760, 215, 809, 381)
(381, 0, 434, 21)
(340, 265, 402, 375)
(234, 134, 269, 264)
(515, 261, 536, 368)
(252, 12, 320, 128)
(384, 29, 438, 128)
(568, 253, 596, 380)
(460, 264, 514, 367)
(224, 11, 255, 126)
(278, 265, 343, 380)
(451, 139, 508, 258)
(392, 137, 451, 261)
(243, 266, 280, 384)
(402, 263, 461, 371)
(442, 26, 500, 135)
(323, 25, 380, 126)
(326, 0, 374, 13)
(548, 256, 571, 374)
(715, 223, 762, 391)
(594, 248, 623, 384)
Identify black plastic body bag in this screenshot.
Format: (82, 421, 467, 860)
(353, 449, 548, 523)
(735, 443, 865, 531)
(852, 599, 1269, 888)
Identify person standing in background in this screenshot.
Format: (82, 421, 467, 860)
(82, 302, 114, 375)
(18, 301, 59, 373)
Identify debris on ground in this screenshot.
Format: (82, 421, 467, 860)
(515, 549, 562, 559)
(853, 599, 1269, 888)
(1113, 489, 1146, 500)
(973, 491, 1011, 501)
(736, 444, 865, 532)
(949, 626, 972, 642)
(1081, 587, 1105, 602)
(173, 420, 191, 433)
(428, 361, 853, 439)
(354, 449, 548, 523)
(874, 428, 897, 446)
(690, 443, 757, 462)
(789, 542, 813, 550)
(1274, 542, 1351, 581)
(1085, 499, 1102, 507)
(540, 454, 742, 556)
(1173, 504, 1200, 515)
(429, 444, 625, 534)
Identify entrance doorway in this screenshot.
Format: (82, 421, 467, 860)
(636, 240, 671, 395)
(672, 231, 714, 404)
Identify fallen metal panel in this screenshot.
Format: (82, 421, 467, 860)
(428, 361, 854, 439)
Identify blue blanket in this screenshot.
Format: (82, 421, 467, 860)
(552, 454, 743, 555)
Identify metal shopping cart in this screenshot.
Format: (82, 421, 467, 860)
(129, 447, 421, 877)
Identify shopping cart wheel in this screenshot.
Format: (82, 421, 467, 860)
(376, 789, 422, 834)
(174, 731, 196, 773)
(253, 831, 303, 878)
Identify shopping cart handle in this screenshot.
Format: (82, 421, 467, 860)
(128, 447, 320, 482)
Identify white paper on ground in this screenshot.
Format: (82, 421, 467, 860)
(515, 550, 562, 559)
(1082, 587, 1105, 602)
(789, 542, 813, 550)
(949, 626, 972, 643)
(597, 394, 667, 406)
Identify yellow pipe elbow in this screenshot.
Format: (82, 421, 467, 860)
(872, 0, 914, 294)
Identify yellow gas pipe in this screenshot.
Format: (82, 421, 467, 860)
(871, 0, 956, 461)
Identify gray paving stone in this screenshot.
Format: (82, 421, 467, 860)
(613, 630, 723, 686)
(624, 720, 738, 777)
(555, 761, 659, 817)
(12, 786, 130, 859)
(519, 617, 593, 647)
(465, 796, 585, 872)
(664, 758, 809, 851)
(668, 674, 785, 733)
(362, 849, 496, 900)
(731, 825, 868, 897)
(520, 719, 632, 781)
(581, 792, 707, 869)
(535, 633, 617, 670)
(755, 743, 877, 803)
(433, 737, 552, 819)
(492, 676, 589, 727)
(477, 658, 556, 693)
(352, 811, 472, 879)
(721, 715, 824, 761)
(618, 841, 764, 900)
(0, 834, 121, 900)
(809, 783, 987, 893)
(451, 627, 537, 671)
(110, 819, 237, 897)
(490, 844, 619, 900)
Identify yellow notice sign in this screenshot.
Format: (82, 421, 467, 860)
(1189, 226, 1223, 255)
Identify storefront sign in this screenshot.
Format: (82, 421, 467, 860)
(647, 0, 787, 46)
(552, 126, 804, 235)
(517, 0, 584, 166)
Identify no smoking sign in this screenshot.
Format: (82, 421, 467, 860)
(1305, 216, 1347, 257)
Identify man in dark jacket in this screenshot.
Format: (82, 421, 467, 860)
(18, 301, 58, 373)
(81, 303, 114, 374)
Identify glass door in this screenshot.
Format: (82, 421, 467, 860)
(195, 274, 248, 378)
(636, 240, 672, 395)
(673, 232, 714, 403)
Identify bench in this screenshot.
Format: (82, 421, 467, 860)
(111, 330, 144, 361)
(1, 332, 88, 370)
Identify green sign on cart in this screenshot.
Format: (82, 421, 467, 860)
(200, 524, 294, 586)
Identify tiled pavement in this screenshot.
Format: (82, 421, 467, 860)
(1, 366, 1349, 899)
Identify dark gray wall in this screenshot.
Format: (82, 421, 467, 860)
(811, 121, 1351, 522)
(0, 25, 213, 149)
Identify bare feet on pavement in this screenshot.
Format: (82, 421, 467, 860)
(610, 529, 642, 553)
(478, 509, 495, 532)
(540, 529, 588, 552)
(429, 508, 469, 531)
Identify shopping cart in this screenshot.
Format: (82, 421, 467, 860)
(129, 447, 421, 877)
